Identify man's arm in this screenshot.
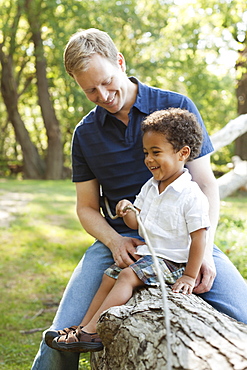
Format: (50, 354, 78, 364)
(186, 154, 220, 293)
(75, 179, 142, 267)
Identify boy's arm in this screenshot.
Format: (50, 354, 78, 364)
(116, 199, 139, 230)
(172, 228, 207, 294)
(186, 154, 219, 293)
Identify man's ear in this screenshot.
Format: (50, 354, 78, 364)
(118, 53, 126, 72)
(179, 146, 191, 161)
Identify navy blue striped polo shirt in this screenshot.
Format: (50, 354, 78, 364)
(72, 77, 214, 233)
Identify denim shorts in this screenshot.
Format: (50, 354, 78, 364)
(104, 255, 185, 286)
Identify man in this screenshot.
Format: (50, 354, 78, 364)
(32, 28, 247, 370)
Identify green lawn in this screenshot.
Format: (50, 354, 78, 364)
(0, 179, 93, 370)
(0, 178, 246, 369)
(215, 191, 247, 278)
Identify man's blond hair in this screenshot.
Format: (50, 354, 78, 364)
(64, 28, 119, 77)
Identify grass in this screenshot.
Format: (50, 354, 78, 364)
(0, 179, 247, 369)
(0, 179, 93, 370)
(215, 191, 247, 278)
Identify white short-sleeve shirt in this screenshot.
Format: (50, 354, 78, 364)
(133, 169, 210, 263)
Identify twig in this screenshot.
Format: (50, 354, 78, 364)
(20, 326, 48, 335)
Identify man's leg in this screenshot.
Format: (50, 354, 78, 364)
(31, 239, 114, 370)
(199, 245, 247, 324)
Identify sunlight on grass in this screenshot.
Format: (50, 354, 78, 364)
(215, 193, 247, 278)
(0, 179, 94, 370)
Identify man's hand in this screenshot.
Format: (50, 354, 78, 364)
(110, 235, 144, 268)
(193, 255, 216, 294)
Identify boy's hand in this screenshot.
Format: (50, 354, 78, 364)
(116, 199, 133, 217)
(172, 275, 195, 295)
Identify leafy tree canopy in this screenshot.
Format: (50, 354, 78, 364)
(0, 0, 246, 177)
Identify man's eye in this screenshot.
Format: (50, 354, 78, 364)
(104, 79, 111, 85)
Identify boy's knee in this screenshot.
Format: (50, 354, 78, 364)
(118, 267, 142, 286)
(118, 267, 133, 279)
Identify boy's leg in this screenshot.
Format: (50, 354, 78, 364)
(51, 266, 145, 352)
(83, 266, 145, 333)
(81, 274, 116, 326)
(31, 239, 114, 370)
(199, 245, 247, 324)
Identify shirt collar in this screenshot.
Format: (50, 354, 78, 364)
(152, 168, 192, 193)
(130, 77, 151, 115)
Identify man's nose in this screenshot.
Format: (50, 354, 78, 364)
(97, 86, 109, 102)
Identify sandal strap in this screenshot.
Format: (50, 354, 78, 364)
(56, 328, 102, 344)
(57, 325, 78, 335)
(77, 329, 102, 343)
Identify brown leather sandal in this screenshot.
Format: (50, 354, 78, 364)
(50, 326, 103, 353)
(45, 325, 78, 347)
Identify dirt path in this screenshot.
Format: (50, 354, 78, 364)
(0, 191, 32, 228)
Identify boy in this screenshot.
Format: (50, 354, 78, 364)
(45, 108, 210, 353)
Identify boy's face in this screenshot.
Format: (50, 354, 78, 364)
(73, 53, 130, 115)
(143, 131, 189, 189)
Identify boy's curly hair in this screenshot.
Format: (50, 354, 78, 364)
(141, 108, 203, 161)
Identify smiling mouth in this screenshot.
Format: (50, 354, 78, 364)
(150, 166, 159, 170)
(105, 93, 116, 105)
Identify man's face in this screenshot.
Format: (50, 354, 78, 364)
(73, 53, 129, 114)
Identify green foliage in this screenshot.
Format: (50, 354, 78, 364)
(0, 0, 246, 174)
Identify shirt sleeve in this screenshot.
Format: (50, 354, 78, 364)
(71, 128, 96, 183)
(184, 187, 210, 234)
(178, 96, 214, 158)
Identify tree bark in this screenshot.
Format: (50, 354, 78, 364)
(235, 45, 247, 160)
(91, 287, 247, 370)
(210, 114, 247, 198)
(0, 46, 45, 179)
(25, 0, 64, 179)
(210, 114, 247, 153)
(217, 156, 247, 199)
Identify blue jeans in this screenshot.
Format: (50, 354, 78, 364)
(31, 234, 247, 370)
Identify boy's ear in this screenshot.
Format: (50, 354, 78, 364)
(179, 146, 190, 161)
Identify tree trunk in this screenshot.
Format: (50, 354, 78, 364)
(210, 114, 247, 197)
(210, 114, 247, 153)
(25, 0, 64, 179)
(235, 45, 247, 160)
(0, 47, 45, 179)
(91, 287, 247, 370)
(217, 156, 247, 198)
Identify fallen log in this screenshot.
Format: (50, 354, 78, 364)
(91, 286, 247, 370)
(210, 114, 247, 152)
(218, 156, 247, 199)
